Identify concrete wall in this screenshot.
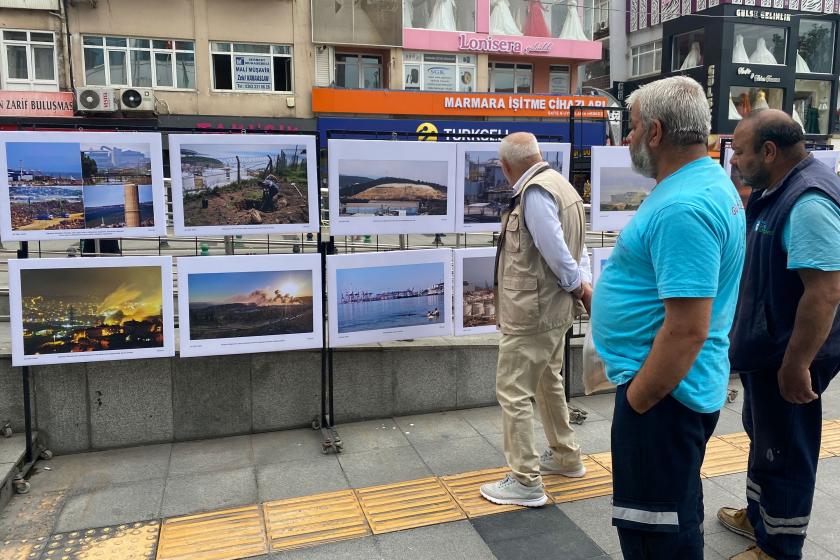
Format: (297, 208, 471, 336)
(0, 337, 586, 456)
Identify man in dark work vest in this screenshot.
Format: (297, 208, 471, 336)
(720, 109, 840, 560)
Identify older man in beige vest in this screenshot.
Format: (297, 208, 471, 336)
(480, 132, 592, 507)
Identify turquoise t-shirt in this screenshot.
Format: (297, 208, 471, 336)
(591, 157, 746, 413)
(781, 191, 840, 271)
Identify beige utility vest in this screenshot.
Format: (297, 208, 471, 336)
(494, 164, 585, 336)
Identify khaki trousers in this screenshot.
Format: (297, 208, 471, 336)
(496, 326, 580, 486)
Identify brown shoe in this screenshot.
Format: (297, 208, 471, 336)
(729, 545, 775, 559)
(718, 506, 755, 540)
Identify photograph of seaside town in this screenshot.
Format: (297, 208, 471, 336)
(462, 149, 565, 223)
(338, 158, 449, 218)
(6, 141, 154, 231)
(461, 255, 495, 329)
(179, 143, 309, 227)
(598, 166, 656, 212)
(336, 262, 446, 334)
(187, 269, 314, 340)
(19, 266, 165, 356)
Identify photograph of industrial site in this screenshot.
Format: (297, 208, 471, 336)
(16, 264, 166, 358)
(454, 248, 497, 336)
(597, 167, 654, 212)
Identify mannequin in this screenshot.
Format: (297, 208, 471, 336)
(728, 96, 742, 121)
(732, 34, 750, 63)
(558, 0, 588, 40)
(752, 90, 770, 111)
(749, 37, 778, 65)
(796, 51, 811, 73)
(680, 41, 702, 70)
(524, 0, 551, 37)
(490, 0, 522, 35)
(427, 0, 457, 31)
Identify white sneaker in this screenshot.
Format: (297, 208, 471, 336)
(479, 474, 548, 507)
(539, 449, 586, 477)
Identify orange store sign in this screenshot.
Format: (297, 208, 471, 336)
(0, 91, 75, 117)
(312, 88, 609, 118)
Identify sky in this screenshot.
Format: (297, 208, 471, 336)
(462, 256, 495, 288)
(338, 159, 448, 185)
(181, 144, 303, 161)
(21, 266, 163, 322)
(83, 185, 125, 208)
(6, 142, 82, 174)
(189, 270, 313, 304)
(337, 262, 444, 294)
(599, 167, 657, 196)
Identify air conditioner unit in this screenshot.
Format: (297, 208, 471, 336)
(119, 87, 156, 112)
(75, 87, 118, 112)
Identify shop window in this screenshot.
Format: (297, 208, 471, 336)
(728, 86, 784, 121)
(1, 30, 58, 90)
(631, 40, 661, 77)
(732, 23, 787, 66)
(404, 52, 474, 92)
(335, 53, 383, 89)
(672, 29, 704, 71)
(210, 42, 292, 92)
(549, 64, 570, 94)
(84, 35, 196, 89)
(313, 0, 402, 47)
(404, 0, 476, 32)
(490, 62, 531, 93)
(583, 38, 609, 89)
(797, 19, 835, 74)
(794, 80, 831, 135)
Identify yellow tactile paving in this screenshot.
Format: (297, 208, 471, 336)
(156, 506, 267, 560)
(42, 522, 159, 560)
(589, 452, 613, 472)
(355, 477, 466, 534)
(543, 455, 613, 503)
(0, 537, 47, 560)
(718, 432, 751, 452)
(822, 420, 840, 457)
(701, 437, 749, 478)
(0, 490, 66, 540)
(440, 467, 534, 518)
(262, 489, 370, 552)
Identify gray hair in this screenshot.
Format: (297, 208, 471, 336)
(498, 132, 541, 166)
(626, 76, 710, 146)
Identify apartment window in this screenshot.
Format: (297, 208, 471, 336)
(593, 0, 610, 36)
(1, 30, 57, 88)
(211, 42, 292, 92)
(335, 53, 382, 89)
(84, 36, 195, 89)
(490, 62, 532, 93)
(404, 52, 475, 92)
(631, 40, 662, 77)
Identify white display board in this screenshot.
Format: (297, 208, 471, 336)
(455, 142, 571, 233)
(811, 149, 840, 173)
(590, 146, 657, 232)
(453, 247, 497, 336)
(169, 134, 318, 236)
(327, 248, 453, 346)
(176, 254, 322, 358)
(9, 256, 175, 366)
(0, 131, 166, 241)
(591, 247, 613, 287)
(328, 139, 457, 235)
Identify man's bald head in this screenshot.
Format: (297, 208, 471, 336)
(498, 132, 543, 184)
(738, 109, 806, 156)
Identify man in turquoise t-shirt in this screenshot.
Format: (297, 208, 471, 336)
(591, 76, 746, 560)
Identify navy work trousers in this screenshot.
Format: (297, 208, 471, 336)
(741, 358, 839, 560)
(611, 382, 719, 560)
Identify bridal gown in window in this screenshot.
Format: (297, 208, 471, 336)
(732, 34, 750, 63)
(404, 0, 414, 27)
(490, 0, 522, 35)
(524, 0, 551, 37)
(680, 41, 702, 70)
(792, 102, 805, 131)
(729, 96, 742, 120)
(558, 0, 588, 40)
(427, 0, 457, 30)
(796, 51, 811, 73)
(324, 0, 382, 43)
(749, 37, 778, 65)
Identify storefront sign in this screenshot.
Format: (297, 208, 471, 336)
(0, 91, 74, 117)
(0, 0, 58, 8)
(457, 34, 553, 55)
(234, 55, 271, 91)
(425, 65, 457, 91)
(312, 88, 608, 118)
(734, 9, 792, 21)
(736, 66, 781, 83)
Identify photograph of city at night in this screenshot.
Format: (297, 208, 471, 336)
(19, 266, 165, 355)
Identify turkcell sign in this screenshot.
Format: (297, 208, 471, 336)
(317, 117, 606, 153)
(234, 55, 271, 91)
